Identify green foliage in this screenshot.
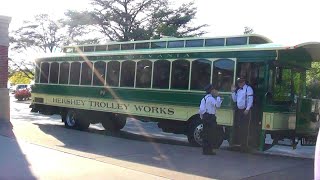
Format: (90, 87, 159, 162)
(8, 58, 34, 80)
(272, 69, 302, 101)
(152, 2, 207, 39)
(306, 62, 320, 98)
(307, 62, 320, 84)
(307, 82, 320, 99)
(273, 69, 292, 101)
(64, 0, 207, 42)
(9, 71, 33, 85)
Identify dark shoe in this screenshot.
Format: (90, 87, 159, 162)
(203, 151, 216, 155)
(202, 149, 216, 155)
(240, 146, 249, 152)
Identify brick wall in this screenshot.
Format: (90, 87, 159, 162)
(0, 45, 8, 88)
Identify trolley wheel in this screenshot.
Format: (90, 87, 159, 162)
(187, 117, 203, 147)
(102, 114, 126, 132)
(64, 110, 90, 130)
(77, 119, 90, 130)
(115, 115, 127, 130)
(187, 117, 225, 148)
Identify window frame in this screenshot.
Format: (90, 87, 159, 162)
(59, 61, 70, 85)
(69, 61, 81, 85)
(136, 60, 153, 88)
(212, 58, 236, 92)
(49, 62, 59, 84)
(120, 60, 136, 87)
(93, 61, 107, 86)
(40, 62, 50, 84)
(35, 58, 237, 93)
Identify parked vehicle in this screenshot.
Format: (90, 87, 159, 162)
(13, 84, 32, 93)
(14, 88, 31, 101)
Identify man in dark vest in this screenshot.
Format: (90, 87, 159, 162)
(199, 84, 222, 155)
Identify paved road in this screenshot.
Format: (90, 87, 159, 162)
(0, 118, 314, 180)
(0, 95, 315, 179)
(0, 135, 167, 180)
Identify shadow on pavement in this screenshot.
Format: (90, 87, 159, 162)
(34, 122, 191, 147)
(100, 128, 190, 147)
(0, 121, 37, 179)
(34, 123, 314, 180)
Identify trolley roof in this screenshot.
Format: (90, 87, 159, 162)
(37, 34, 320, 63)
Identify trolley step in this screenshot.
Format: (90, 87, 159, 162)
(301, 137, 317, 146)
(274, 138, 298, 149)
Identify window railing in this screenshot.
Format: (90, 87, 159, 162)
(62, 35, 270, 53)
(37, 58, 235, 92)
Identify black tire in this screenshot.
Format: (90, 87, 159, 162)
(61, 110, 67, 122)
(101, 120, 115, 131)
(187, 117, 203, 147)
(77, 119, 90, 130)
(64, 110, 90, 130)
(115, 116, 126, 130)
(102, 114, 126, 132)
(187, 116, 225, 148)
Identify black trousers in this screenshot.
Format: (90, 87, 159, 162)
(234, 108, 250, 148)
(202, 113, 219, 151)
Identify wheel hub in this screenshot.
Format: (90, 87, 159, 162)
(193, 124, 203, 145)
(66, 113, 76, 126)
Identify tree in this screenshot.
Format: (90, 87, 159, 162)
(9, 13, 100, 82)
(8, 58, 34, 79)
(306, 62, 320, 98)
(9, 71, 33, 85)
(152, 2, 207, 39)
(10, 14, 66, 53)
(244, 26, 254, 34)
(64, 0, 207, 42)
(9, 14, 68, 81)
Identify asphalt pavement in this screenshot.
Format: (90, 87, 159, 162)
(0, 95, 315, 179)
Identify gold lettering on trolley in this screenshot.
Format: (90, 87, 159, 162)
(52, 98, 85, 106)
(51, 98, 175, 115)
(88, 100, 129, 111)
(134, 105, 174, 115)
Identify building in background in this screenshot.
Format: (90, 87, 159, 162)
(0, 15, 11, 122)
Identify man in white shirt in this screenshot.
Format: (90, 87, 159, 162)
(199, 84, 222, 155)
(231, 77, 254, 150)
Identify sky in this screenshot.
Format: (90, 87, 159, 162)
(1, 0, 320, 52)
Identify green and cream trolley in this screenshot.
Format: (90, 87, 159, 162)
(30, 34, 320, 151)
